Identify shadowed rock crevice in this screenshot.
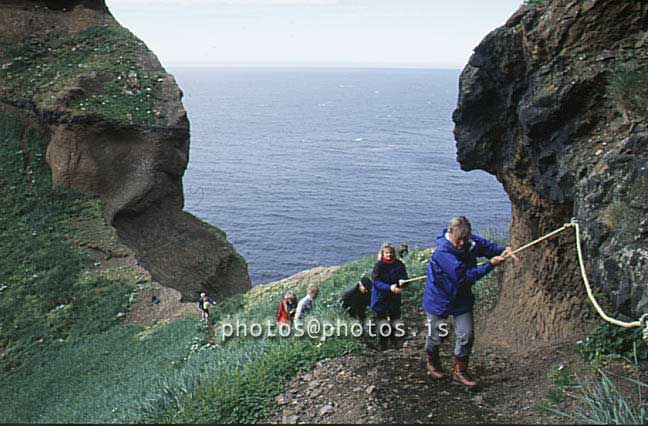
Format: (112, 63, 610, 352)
(114, 207, 250, 301)
(454, 0, 648, 344)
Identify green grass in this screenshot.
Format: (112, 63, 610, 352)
(1, 105, 508, 422)
(578, 322, 648, 366)
(547, 366, 648, 424)
(542, 364, 576, 405)
(1, 319, 206, 423)
(0, 111, 135, 371)
(608, 61, 648, 120)
(135, 250, 431, 423)
(543, 338, 648, 423)
(0, 26, 166, 126)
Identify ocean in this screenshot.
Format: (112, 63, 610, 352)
(171, 67, 511, 285)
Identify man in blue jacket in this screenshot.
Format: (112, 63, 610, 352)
(371, 242, 408, 350)
(423, 216, 515, 388)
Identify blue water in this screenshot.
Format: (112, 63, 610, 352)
(171, 67, 510, 285)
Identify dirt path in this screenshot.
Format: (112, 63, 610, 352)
(124, 281, 198, 326)
(124, 266, 341, 327)
(264, 306, 578, 424)
(118, 256, 581, 424)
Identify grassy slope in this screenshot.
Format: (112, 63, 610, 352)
(0, 105, 512, 422)
(0, 23, 368, 423)
(135, 251, 431, 424)
(138, 248, 508, 423)
(0, 110, 219, 423)
(0, 22, 433, 423)
(0, 107, 405, 423)
(0, 110, 135, 364)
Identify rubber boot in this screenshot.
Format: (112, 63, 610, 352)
(452, 358, 477, 388)
(425, 348, 445, 379)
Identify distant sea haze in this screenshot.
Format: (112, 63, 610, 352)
(172, 67, 511, 285)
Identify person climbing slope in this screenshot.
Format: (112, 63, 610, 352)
(371, 242, 408, 350)
(423, 216, 517, 387)
(295, 284, 319, 322)
(197, 292, 216, 321)
(276, 290, 298, 325)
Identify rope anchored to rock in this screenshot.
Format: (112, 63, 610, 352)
(401, 218, 648, 344)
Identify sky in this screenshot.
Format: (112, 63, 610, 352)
(107, 0, 523, 68)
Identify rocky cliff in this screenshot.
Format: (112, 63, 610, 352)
(0, 0, 251, 300)
(454, 0, 647, 343)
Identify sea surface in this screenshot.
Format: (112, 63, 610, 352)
(171, 67, 511, 285)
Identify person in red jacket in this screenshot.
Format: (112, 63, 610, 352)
(276, 291, 298, 326)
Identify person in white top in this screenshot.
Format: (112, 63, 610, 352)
(295, 284, 319, 322)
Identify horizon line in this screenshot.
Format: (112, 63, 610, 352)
(164, 62, 463, 70)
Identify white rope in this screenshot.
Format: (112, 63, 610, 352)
(400, 223, 572, 284)
(399, 220, 648, 342)
(572, 220, 641, 328)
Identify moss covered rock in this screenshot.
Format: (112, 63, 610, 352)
(0, 1, 251, 300)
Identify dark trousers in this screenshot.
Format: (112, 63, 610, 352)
(375, 311, 401, 349)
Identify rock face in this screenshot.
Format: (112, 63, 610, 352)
(454, 0, 647, 343)
(0, 0, 251, 300)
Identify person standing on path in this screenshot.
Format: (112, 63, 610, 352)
(423, 216, 516, 388)
(197, 292, 215, 321)
(371, 242, 408, 350)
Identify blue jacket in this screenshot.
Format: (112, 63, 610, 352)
(371, 259, 408, 315)
(422, 230, 504, 316)
(198, 297, 215, 312)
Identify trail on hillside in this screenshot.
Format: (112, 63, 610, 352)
(264, 305, 580, 424)
(124, 266, 341, 327)
(121, 263, 581, 424)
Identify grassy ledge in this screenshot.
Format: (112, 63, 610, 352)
(0, 26, 167, 126)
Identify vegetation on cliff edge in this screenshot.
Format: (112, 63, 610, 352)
(608, 61, 648, 121)
(0, 110, 408, 423)
(0, 111, 136, 370)
(0, 26, 166, 126)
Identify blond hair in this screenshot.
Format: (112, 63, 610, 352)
(377, 241, 395, 260)
(306, 284, 318, 296)
(448, 216, 472, 240)
(284, 290, 297, 300)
